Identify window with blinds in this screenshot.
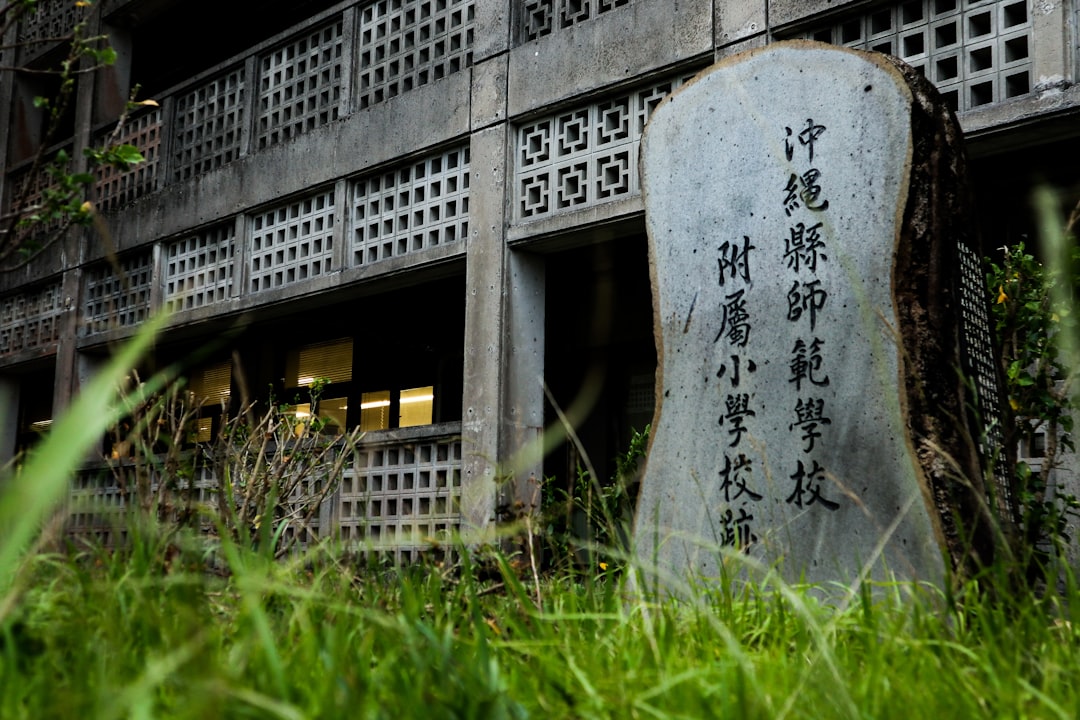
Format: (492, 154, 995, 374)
(188, 359, 232, 406)
(187, 359, 232, 442)
(286, 337, 353, 387)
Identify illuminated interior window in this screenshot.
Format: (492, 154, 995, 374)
(189, 358, 231, 406)
(399, 385, 434, 428)
(286, 337, 353, 387)
(195, 416, 213, 443)
(29, 419, 53, 433)
(319, 397, 348, 433)
(290, 398, 346, 434)
(360, 390, 391, 431)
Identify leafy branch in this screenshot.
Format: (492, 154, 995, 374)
(0, 1, 151, 268)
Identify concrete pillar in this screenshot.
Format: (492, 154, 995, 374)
(716, 0, 765, 49)
(460, 124, 548, 543)
(460, 123, 507, 542)
(1031, 0, 1071, 93)
(0, 376, 20, 466)
(51, 268, 81, 416)
(94, 22, 133, 125)
(500, 250, 545, 517)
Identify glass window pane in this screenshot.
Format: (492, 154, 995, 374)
(399, 385, 434, 428)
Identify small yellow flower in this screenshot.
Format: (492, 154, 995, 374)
(996, 285, 1008, 304)
(598, 562, 608, 571)
(80, 200, 93, 214)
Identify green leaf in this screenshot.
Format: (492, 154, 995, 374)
(111, 144, 146, 166)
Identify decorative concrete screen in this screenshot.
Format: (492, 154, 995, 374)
(69, 464, 218, 542)
(338, 430, 463, 562)
(357, 0, 476, 110)
(958, 243, 1012, 505)
(7, 152, 69, 236)
(249, 189, 336, 293)
(635, 42, 1011, 588)
(69, 470, 126, 542)
(16, 0, 83, 60)
(521, 0, 631, 41)
(350, 145, 470, 265)
(0, 282, 63, 356)
(172, 68, 247, 181)
(514, 71, 696, 222)
(83, 252, 153, 334)
(164, 223, 237, 311)
(800, 0, 1032, 111)
(95, 108, 162, 212)
(255, 19, 345, 150)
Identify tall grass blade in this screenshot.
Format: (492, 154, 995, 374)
(0, 313, 168, 599)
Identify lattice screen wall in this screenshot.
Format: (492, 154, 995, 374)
(350, 145, 470, 265)
(96, 108, 162, 212)
(164, 224, 237, 311)
(357, 0, 476, 109)
(0, 282, 63, 356)
(521, 0, 632, 41)
(68, 465, 218, 539)
(800, 0, 1033, 112)
(514, 71, 695, 222)
(15, 0, 83, 54)
(68, 470, 127, 537)
(958, 243, 1013, 509)
(249, 190, 336, 293)
(256, 20, 345, 150)
(7, 152, 70, 237)
(172, 68, 247, 181)
(339, 436, 463, 561)
(83, 252, 153, 334)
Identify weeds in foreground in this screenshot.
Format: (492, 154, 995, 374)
(1, 528, 1079, 719)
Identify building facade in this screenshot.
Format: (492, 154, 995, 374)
(1, 0, 1078, 555)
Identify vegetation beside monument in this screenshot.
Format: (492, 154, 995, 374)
(987, 194, 1080, 579)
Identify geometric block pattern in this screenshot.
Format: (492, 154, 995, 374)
(164, 223, 237, 311)
(338, 434, 463, 562)
(83, 251, 153, 335)
(0, 281, 63, 356)
(356, 0, 476, 110)
(957, 242, 1013, 509)
(350, 145, 470, 265)
(172, 67, 247, 181)
(67, 464, 219, 542)
(280, 473, 329, 550)
(95, 107, 162, 212)
(521, 0, 631, 41)
(15, 0, 83, 59)
(68, 468, 128, 540)
(799, 0, 1033, 112)
(255, 19, 344, 150)
(249, 190, 336, 293)
(6, 152, 69, 238)
(514, 71, 695, 221)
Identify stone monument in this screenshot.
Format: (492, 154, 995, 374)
(634, 41, 1014, 588)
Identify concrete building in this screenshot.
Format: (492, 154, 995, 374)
(1, 0, 1078, 555)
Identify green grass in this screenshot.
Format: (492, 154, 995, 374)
(1, 526, 1079, 720)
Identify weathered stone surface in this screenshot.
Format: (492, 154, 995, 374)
(634, 41, 1010, 588)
